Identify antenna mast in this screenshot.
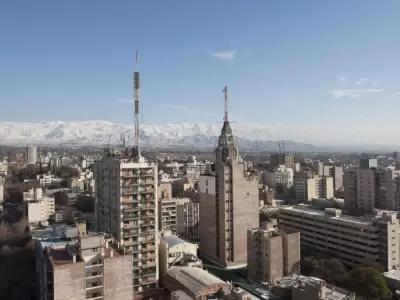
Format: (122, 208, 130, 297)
(134, 51, 140, 156)
(222, 85, 228, 122)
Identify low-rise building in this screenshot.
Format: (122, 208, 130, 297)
(279, 206, 400, 270)
(164, 266, 231, 299)
(159, 235, 202, 285)
(247, 225, 300, 283)
(35, 222, 133, 300)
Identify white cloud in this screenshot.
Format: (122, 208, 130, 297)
(338, 76, 346, 81)
(356, 77, 369, 84)
(371, 81, 377, 85)
(395, 92, 400, 96)
(211, 50, 237, 60)
(331, 88, 384, 99)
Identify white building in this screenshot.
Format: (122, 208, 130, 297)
(158, 235, 201, 285)
(26, 145, 37, 165)
(262, 165, 294, 190)
(28, 196, 55, 224)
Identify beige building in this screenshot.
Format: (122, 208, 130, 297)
(94, 149, 158, 294)
(279, 206, 400, 270)
(158, 198, 190, 232)
(294, 176, 333, 202)
(199, 86, 259, 269)
(164, 267, 231, 299)
(158, 235, 202, 285)
(270, 153, 295, 170)
(344, 167, 400, 213)
(158, 182, 172, 199)
(176, 201, 200, 238)
(247, 226, 300, 283)
(35, 223, 133, 300)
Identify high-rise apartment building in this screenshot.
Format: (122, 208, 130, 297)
(247, 227, 300, 283)
(176, 201, 200, 238)
(279, 206, 400, 270)
(262, 165, 294, 191)
(94, 148, 159, 294)
(294, 176, 334, 202)
(270, 152, 295, 170)
(344, 164, 400, 213)
(27, 145, 37, 165)
(36, 223, 133, 300)
(158, 198, 190, 232)
(199, 86, 259, 269)
(317, 162, 343, 190)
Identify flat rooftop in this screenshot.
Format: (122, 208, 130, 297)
(280, 206, 397, 226)
(278, 275, 353, 300)
(384, 268, 400, 281)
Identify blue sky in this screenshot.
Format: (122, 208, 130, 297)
(1, 0, 400, 126)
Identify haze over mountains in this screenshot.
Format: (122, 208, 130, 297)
(0, 120, 395, 152)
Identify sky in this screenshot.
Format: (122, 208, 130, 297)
(1, 1, 400, 130)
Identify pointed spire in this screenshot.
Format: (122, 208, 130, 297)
(223, 85, 228, 122)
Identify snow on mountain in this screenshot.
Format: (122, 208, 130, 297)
(0, 120, 320, 150)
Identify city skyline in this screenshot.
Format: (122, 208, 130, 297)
(1, 1, 400, 142)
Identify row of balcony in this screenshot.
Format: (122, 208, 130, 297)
(121, 188, 155, 195)
(121, 172, 155, 178)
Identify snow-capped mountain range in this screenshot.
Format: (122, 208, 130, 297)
(0, 120, 323, 151)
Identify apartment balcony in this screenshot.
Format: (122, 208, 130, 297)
(123, 222, 138, 229)
(132, 255, 140, 262)
(121, 196, 139, 204)
(141, 244, 156, 251)
(140, 204, 156, 211)
(141, 259, 157, 267)
(122, 205, 140, 212)
(141, 218, 156, 225)
(86, 292, 103, 300)
(140, 229, 156, 236)
(123, 229, 140, 237)
(121, 172, 139, 178)
(123, 213, 139, 220)
(133, 279, 141, 287)
(122, 188, 139, 195)
(141, 172, 155, 177)
(86, 271, 103, 279)
(133, 271, 140, 278)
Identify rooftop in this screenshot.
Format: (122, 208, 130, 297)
(167, 266, 228, 294)
(384, 268, 400, 281)
(280, 206, 398, 226)
(161, 235, 191, 248)
(278, 275, 353, 300)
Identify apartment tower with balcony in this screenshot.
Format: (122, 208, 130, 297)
(94, 147, 159, 295)
(199, 86, 259, 269)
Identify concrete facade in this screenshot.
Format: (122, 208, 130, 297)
(199, 98, 259, 269)
(247, 227, 300, 283)
(279, 206, 400, 270)
(94, 151, 159, 295)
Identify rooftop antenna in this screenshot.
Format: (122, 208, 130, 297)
(134, 50, 141, 158)
(222, 85, 229, 122)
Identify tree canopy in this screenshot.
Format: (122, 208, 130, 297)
(348, 267, 392, 300)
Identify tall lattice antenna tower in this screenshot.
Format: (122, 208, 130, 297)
(133, 51, 140, 157)
(222, 85, 229, 122)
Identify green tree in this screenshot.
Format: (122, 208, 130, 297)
(56, 166, 79, 179)
(348, 267, 392, 299)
